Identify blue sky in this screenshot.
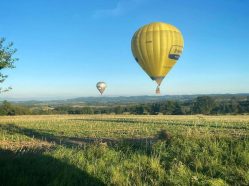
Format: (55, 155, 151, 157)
(0, 0, 249, 100)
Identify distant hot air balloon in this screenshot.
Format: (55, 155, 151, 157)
(96, 82, 107, 95)
(131, 22, 184, 94)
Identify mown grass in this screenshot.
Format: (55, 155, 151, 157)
(0, 115, 249, 185)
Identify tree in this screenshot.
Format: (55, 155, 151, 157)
(192, 96, 215, 115)
(82, 107, 93, 114)
(229, 97, 239, 113)
(150, 103, 161, 115)
(0, 38, 18, 92)
(161, 101, 176, 115)
(0, 100, 30, 115)
(172, 103, 184, 115)
(0, 100, 13, 115)
(114, 106, 123, 114)
(134, 105, 144, 115)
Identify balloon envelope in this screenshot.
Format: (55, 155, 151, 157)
(96, 82, 107, 95)
(131, 22, 184, 93)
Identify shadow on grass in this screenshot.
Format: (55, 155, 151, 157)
(69, 118, 249, 130)
(0, 124, 158, 155)
(0, 148, 105, 186)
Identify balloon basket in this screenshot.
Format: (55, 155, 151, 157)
(156, 86, 160, 94)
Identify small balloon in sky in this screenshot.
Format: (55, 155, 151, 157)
(131, 22, 184, 94)
(96, 82, 107, 95)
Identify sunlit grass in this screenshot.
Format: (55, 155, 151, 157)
(1, 114, 249, 185)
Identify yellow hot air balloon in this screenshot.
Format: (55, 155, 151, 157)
(131, 22, 184, 94)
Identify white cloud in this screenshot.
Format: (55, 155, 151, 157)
(93, 0, 146, 18)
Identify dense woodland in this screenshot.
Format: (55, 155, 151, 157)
(1, 96, 249, 116)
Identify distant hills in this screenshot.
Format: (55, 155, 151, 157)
(6, 93, 249, 106)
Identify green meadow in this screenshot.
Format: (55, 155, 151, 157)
(1, 115, 249, 185)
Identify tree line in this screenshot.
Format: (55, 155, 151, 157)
(1, 96, 249, 116)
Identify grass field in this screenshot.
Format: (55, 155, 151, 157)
(0, 114, 249, 185)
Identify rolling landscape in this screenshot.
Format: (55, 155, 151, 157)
(1, 0, 249, 185)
